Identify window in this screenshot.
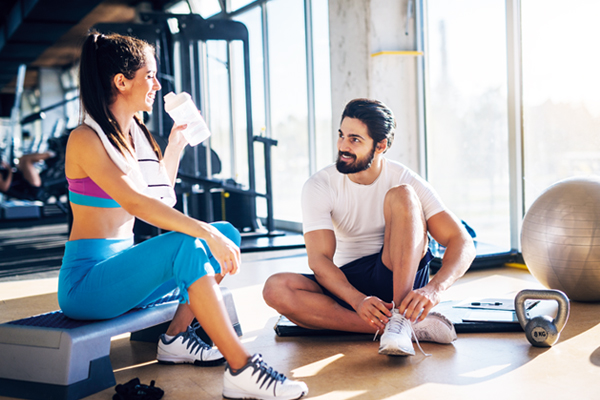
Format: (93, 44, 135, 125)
(521, 0, 600, 208)
(188, 0, 222, 18)
(230, 0, 257, 12)
(234, 0, 332, 224)
(267, 0, 309, 222)
(426, 0, 511, 249)
(312, 0, 333, 171)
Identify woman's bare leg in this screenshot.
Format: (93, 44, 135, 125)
(165, 273, 225, 336)
(186, 275, 250, 370)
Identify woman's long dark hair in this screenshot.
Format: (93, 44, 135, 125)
(79, 31, 162, 159)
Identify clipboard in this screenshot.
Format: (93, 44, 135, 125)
(453, 298, 539, 312)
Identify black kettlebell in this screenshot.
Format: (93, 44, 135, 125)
(514, 289, 570, 347)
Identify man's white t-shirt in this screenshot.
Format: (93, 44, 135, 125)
(302, 158, 446, 267)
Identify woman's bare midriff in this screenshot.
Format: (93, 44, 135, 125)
(69, 203, 136, 240)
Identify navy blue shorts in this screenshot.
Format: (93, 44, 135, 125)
(303, 247, 433, 310)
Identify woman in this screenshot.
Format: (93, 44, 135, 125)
(59, 31, 307, 400)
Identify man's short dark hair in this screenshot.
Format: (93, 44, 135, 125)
(341, 98, 396, 152)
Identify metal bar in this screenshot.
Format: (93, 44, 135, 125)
(198, 41, 212, 178)
(227, 42, 237, 180)
(254, 135, 278, 232)
(198, 40, 214, 222)
(506, 0, 524, 251)
(263, 142, 275, 232)
(242, 19, 259, 230)
(415, 0, 427, 178)
(304, 0, 317, 175)
(6, 64, 27, 162)
(261, 3, 272, 141)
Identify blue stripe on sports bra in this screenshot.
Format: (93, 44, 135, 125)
(69, 191, 121, 208)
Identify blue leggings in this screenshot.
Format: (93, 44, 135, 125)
(58, 222, 241, 320)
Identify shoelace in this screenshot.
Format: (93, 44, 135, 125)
(181, 322, 211, 355)
(372, 301, 395, 341)
(249, 354, 286, 391)
(373, 302, 431, 357)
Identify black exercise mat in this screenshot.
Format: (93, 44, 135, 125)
(274, 300, 524, 337)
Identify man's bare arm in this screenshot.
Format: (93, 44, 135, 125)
(0, 162, 12, 193)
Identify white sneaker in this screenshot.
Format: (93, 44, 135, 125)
(378, 309, 415, 356)
(412, 312, 457, 344)
(157, 323, 225, 366)
(223, 354, 308, 400)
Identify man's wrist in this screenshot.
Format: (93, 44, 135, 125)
(423, 280, 444, 295)
(350, 294, 367, 311)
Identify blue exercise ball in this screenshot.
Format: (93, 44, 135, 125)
(521, 176, 600, 302)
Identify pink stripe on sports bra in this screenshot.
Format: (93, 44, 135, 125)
(67, 176, 113, 200)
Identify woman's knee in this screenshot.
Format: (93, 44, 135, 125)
(166, 231, 199, 249)
(166, 232, 212, 274)
(211, 221, 241, 247)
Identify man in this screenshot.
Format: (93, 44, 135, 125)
(263, 98, 476, 356)
(0, 151, 55, 200)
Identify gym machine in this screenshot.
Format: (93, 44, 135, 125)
(95, 13, 281, 238)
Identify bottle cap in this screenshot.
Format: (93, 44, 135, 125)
(163, 92, 176, 103)
(163, 92, 192, 112)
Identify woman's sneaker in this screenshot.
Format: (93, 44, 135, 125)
(223, 354, 308, 400)
(412, 312, 457, 344)
(157, 323, 225, 366)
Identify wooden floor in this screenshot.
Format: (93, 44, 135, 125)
(1, 249, 600, 400)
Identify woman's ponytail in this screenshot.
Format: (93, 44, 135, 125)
(78, 31, 145, 157)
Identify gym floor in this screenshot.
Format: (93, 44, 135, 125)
(1, 249, 600, 399)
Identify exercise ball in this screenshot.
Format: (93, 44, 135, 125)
(521, 176, 600, 302)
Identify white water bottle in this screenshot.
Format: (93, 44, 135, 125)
(163, 92, 211, 146)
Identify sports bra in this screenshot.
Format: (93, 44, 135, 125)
(67, 177, 121, 208)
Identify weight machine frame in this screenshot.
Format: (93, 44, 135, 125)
(94, 13, 279, 236)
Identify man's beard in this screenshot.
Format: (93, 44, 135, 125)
(336, 145, 376, 174)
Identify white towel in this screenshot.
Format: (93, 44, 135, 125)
(84, 114, 176, 207)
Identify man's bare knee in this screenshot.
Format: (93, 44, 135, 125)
(382, 184, 428, 260)
(385, 184, 419, 207)
(263, 274, 281, 306)
(384, 184, 425, 223)
(263, 273, 320, 315)
(263, 273, 296, 310)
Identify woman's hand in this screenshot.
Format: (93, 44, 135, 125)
(168, 123, 188, 149)
(204, 227, 241, 277)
